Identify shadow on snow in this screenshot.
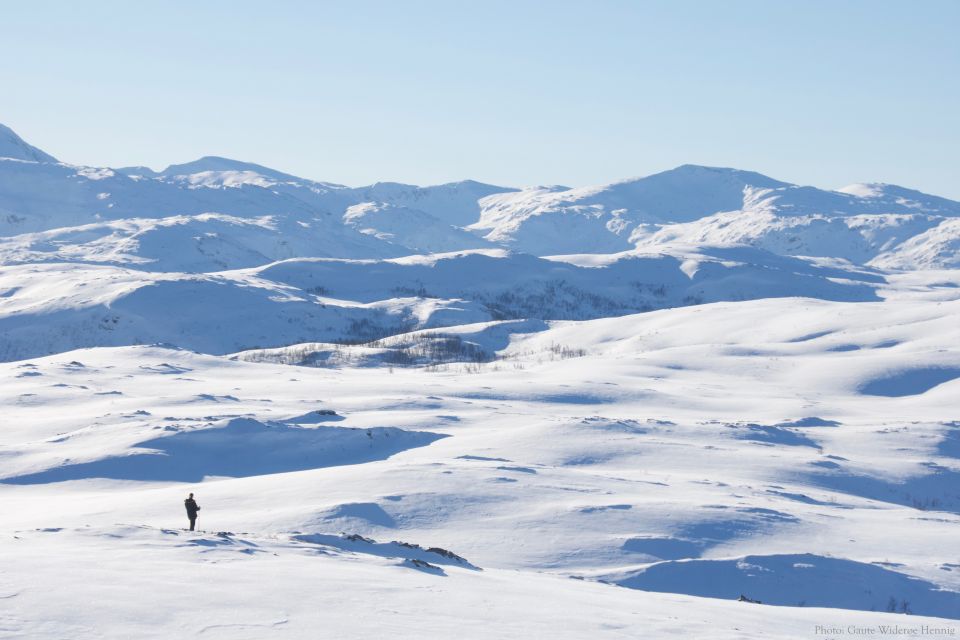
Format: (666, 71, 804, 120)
(2, 417, 446, 484)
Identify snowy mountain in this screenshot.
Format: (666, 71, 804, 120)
(3, 125, 960, 270)
(2, 123, 959, 637)
(470, 165, 792, 254)
(0, 156, 320, 235)
(2, 120, 958, 361)
(470, 166, 960, 259)
(0, 123, 58, 163)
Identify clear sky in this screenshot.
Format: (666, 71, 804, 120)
(1, 0, 958, 197)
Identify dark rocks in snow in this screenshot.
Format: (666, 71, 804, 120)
(295, 532, 480, 570)
(403, 558, 445, 575)
(343, 533, 375, 544)
(425, 547, 470, 565)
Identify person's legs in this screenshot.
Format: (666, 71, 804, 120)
(189, 517, 196, 531)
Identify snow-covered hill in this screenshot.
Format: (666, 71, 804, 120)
(0, 247, 881, 361)
(471, 166, 960, 260)
(469, 165, 791, 254)
(631, 210, 948, 266)
(347, 179, 517, 228)
(0, 156, 317, 235)
(343, 202, 493, 254)
(0, 212, 407, 271)
(1, 272, 959, 636)
(2, 123, 960, 637)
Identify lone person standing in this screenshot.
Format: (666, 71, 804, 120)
(184, 493, 200, 531)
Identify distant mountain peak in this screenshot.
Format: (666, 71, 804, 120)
(0, 123, 58, 163)
(642, 164, 790, 187)
(152, 156, 348, 191)
(160, 156, 297, 179)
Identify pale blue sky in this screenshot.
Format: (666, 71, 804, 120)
(1, 1, 958, 197)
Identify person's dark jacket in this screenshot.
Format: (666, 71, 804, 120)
(185, 498, 200, 518)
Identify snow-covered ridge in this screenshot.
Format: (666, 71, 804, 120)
(0, 246, 881, 361)
(2, 123, 959, 269)
(0, 123, 58, 163)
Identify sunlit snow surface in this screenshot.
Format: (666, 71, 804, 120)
(1, 272, 958, 638)
(2, 132, 960, 637)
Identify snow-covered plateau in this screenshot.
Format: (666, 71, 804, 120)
(0, 124, 958, 638)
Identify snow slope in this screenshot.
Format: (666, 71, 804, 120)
(347, 179, 517, 227)
(12, 526, 955, 640)
(871, 218, 960, 270)
(0, 248, 882, 360)
(0, 123, 58, 163)
(1, 272, 958, 636)
(343, 202, 493, 254)
(631, 211, 947, 266)
(0, 212, 407, 271)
